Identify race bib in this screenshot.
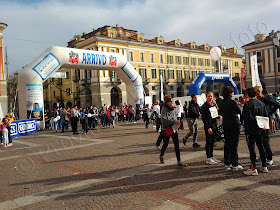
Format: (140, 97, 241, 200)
(209, 107, 218, 119)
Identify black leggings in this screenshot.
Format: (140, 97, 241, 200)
(160, 132, 181, 163)
(205, 128, 216, 158)
(224, 124, 240, 166)
(247, 134, 267, 168)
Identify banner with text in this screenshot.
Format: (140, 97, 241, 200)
(250, 55, 262, 89)
(10, 119, 37, 138)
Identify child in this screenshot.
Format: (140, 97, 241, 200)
(0, 118, 9, 147)
(5, 115, 13, 146)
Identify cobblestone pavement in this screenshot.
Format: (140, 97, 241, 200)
(0, 119, 280, 210)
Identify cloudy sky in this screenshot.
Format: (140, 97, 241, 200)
(1, 0, 279, 74)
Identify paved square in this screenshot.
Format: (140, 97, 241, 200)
(0, 120, 279, 209)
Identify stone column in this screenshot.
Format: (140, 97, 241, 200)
(0, 22, 8, 116)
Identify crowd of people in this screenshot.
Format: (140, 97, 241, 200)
(44, 103, 150, 134)
(157, 87, 280, 176)
(3, 86, 280, 177)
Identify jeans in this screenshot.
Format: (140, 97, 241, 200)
(185, 118, 198, 143)
(224, 124, 240, 166)
(160, 132, 181, 163)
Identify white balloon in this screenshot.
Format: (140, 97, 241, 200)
(210, 47, 222, 61)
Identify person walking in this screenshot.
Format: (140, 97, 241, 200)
(201, 91, 222, 165)
(183, 94, 201, 148)
(219, 86, 243, 171)
(71, 105, 79, 134)
(153, 100, 161, 132)
(243, 87, 268, 176)
(159, 94, 186, 167)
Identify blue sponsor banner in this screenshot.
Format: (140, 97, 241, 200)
(10, 119, 37, 138)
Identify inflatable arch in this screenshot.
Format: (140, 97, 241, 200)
(18, 46, 144, 129)
(188, 72, 238, 96)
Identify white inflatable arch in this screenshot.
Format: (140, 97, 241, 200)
(18, 46, 144, 129)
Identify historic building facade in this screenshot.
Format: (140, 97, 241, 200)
(242, 30, 280, 92)
(43, 25, 243, 108)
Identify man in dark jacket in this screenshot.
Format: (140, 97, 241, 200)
(242, 87, 268, 176)
(183, 94, 201, 147)
(255, 87, 280, 166)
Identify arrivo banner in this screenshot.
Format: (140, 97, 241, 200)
(10, 119, 37, 138)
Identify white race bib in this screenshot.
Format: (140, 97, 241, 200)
(256, 116, 269, 129)
(209, 107, 218, 119)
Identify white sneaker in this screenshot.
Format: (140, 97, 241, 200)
(267, 160, 273, 166)
(232, 165, 243, 171)
(261, 167, 268, 173)
(225, 165, 232, 171)
(244, 169, 258, 176)
(206, 158, 217, 165)
(211, 157, 221, 163)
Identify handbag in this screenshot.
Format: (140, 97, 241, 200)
(164, 126, 173, 136)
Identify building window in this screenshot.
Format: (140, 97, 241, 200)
(151, 68, 157, 79)
(257, 51, 262, 57)
(175, 56, 181, 64)
(184, 69, 190, 80)
(192, 57, 197, 66)
(277, 48, 280, 58)
(258, 65, 263, 77)
(167, 55, 174, 64)
(128, 51, 134, 61)
(168, 69, 174, 79)
(235, 61, 239, 67)
(159, 69, 166, 78)
(198, 58, 204, 66)
(150, 53, 155, 63)
(139, 68, 147, 79)
(139, 38, 143, 42)
(159, 54, 164, 63)
(109, 33, 114, 38)
(183, 57, 189, 65)
(192, 70, 197, 79)
(177, 69, 182, 80)
(140, 52, 144, 62)
(278, 63, 280, 72)
(53, 91, 56, 97)
(110, 71, 117, 78)
(152, 86, 155, 90)
(159, 40, 163, 45)
(205, 59, 210, 66)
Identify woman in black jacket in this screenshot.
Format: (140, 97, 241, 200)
(201, 91, 222, 165)
(219, 86, 242, 171)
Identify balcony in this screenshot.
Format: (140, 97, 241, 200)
(257, 56, 263, 63)
(110, 77, 121, 85)
(72, 76, 80, 82)
(79, 79, 91, 86)
(177, 78, 184, 84)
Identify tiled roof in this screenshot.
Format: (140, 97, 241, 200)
(242, 36, 273, 48)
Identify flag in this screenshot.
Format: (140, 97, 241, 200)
(250, 55, 262, 89)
